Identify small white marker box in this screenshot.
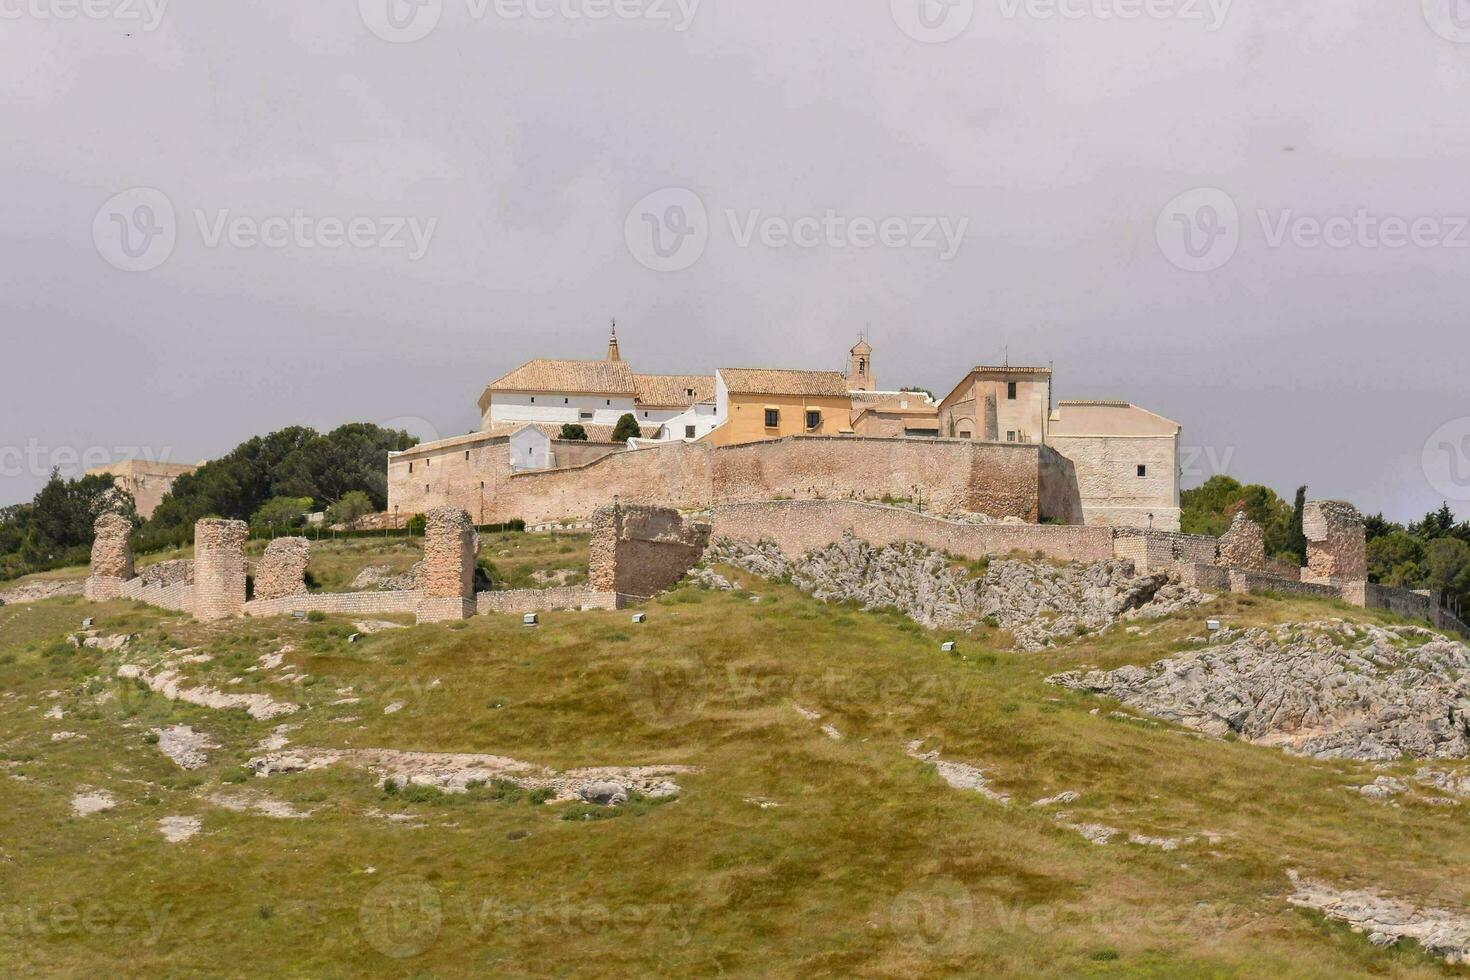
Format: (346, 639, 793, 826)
(523, 613, 539, 627)
(631, 613, 647, 624)
(941, 641, 957, 653)
(1206, 620, 1222, 632)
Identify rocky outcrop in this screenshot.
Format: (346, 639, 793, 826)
(0, 579, 85, 606)
(1288, 871, 1470, 964)
(704, 533, 1211, 650)
(1050, 621, 1470, 760)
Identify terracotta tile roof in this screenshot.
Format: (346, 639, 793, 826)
(633, 374, 716, 407)
(718, 368, 851, 397)
(486, 359, 636, 395)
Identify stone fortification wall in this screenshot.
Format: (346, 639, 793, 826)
(1218, 513, 1268, 571)
(389, 436, 1054, 527)
(475, 587, 619, 615)
(194, 519, 249, 622)
(588, 504, 711, 599)
(506, 442, 713, 526)
(85, 513, 135, 600)
(709, 500, 1115, 565)
(254, 538, 311, 602)
(243, 591, 420, 619)
(119, 578, 195, 614)
(1038, 447, 1086, 525)
(1112, 529, 1218, 574)
(1228, 569, 1345, 601)
(1304, 501, 1368, 582)
(710, 438, 1041, 520)
(416, 508, 477, 623)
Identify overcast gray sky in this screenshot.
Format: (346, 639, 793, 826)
(3, 0, 1468, 520)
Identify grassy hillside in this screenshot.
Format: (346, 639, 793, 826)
(0, 540, 1466, 977)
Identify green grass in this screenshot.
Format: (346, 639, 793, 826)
(0, 562, 1465, 977)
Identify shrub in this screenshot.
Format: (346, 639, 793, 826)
(250, 496, 314, 533)
(325, 491, 374, 527)
(611, 413, 642, 443)
(560, 424, 588, 442)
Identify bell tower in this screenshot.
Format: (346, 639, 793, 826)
(606, 319, 621, 362)
(847, 336, 874, 391)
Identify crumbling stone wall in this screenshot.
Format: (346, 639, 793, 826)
(254, 537, 311, 602)
(194, 519, 249, 622)
(710, 500, 1116, 565)
(589, 503, 711, 599)
(1218, 512, 1268, 571)
(1304, 500, 1367, 582)
(416, 507, 477, 623)
(389, 436, 1054, 527)
(84, 513, 134, 601)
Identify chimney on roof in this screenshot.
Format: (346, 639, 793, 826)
(607, 319, 621, 362)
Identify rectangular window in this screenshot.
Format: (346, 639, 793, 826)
(806, 410, 821, 430)
(1007, 382, 1017, 400)
(685, 425, 696, 439)
(408, 462, 413, 474)
(643, 412, 649, 419)
(1006, 431, 1016, 442)
(764, 408, 780, 428)
(580, 411, 593, 421)
(1137, 465, 1147, 477)
(464, 451, 470, 460)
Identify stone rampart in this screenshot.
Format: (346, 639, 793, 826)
(85, 513, 135, 600)
(1112, 529, 1217, 574)
(589, 504, 711, 598)
(390, 436, 1060, 527)
(476, 587, 619, 615)
(254, 538, 311, 602)
(1228, 569, 1344, 601)
(709, 500, 1116, 564)
(118, 578, 195, 614)
(243, 591, 420, 618)
(1218, 512, 1268, 571)
(194, 519, 249, 622)
(416, 508, 477, 623)
(1304, 500, 1367, 583)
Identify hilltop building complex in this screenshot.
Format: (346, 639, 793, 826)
(389, 326, 1183, 531)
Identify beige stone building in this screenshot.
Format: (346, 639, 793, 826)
(1046, 401, 1182, 531)
(85, 459, 200, 519)
(937, 365, 1053, 444)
